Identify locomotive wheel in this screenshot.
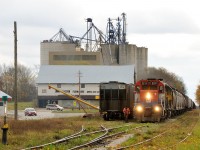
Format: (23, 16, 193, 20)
(167, 110, 172, 118)
(164, 110, 168, 119)
(157, 117, 161, 122)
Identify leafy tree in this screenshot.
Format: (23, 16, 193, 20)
(0, 63, 37, 101)
(141, 67, 187, 94)
(195, 84, 200, 105)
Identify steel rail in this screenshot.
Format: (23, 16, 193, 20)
(116, 111, 197, 150)
(161, 111, 200, 149)
(22, 126, 85, 150)
(116, 131, 168, 150)
(69, 125, 148, 150)
(22, 123, 147, 150)
(69, 125, 109, 150)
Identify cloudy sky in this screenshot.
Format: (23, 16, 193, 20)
(1, 0, 200, 101)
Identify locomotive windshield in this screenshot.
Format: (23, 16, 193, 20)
(141, 81, 158, 90)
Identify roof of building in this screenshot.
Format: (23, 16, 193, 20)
(0, 90, 12, 101)
(37, 65, 134, 84)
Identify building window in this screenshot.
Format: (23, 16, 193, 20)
(53, 55, 66, 60)
(53, 55, 96, 61)
(73, 90, 79, 93)
(55, 90, 59, 93)
(64, 90, 70, 93)
(93, 91, 96, 93)
(0, 102, 3, 106)
(82, 55, 96, 60)
(42, 89, 47, 93)
(87, 91, 92, 93)
(81, 84, 85, 88)
(80, 90, 84, 93)
(57, 84, 61, 88)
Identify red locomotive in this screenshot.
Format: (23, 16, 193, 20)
(134, 78, 195, 122)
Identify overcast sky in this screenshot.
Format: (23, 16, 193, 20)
(1, 0, 200, 101)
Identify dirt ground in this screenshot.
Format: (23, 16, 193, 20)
(92, 134, 134, 150)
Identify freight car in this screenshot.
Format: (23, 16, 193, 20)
(99, 81, 134, 120)
(134, 78, 195, 122)
(185, 96, 196, 110)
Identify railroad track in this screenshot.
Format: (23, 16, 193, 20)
(22, 123, 147, 150)
(69, 125, 148, 150)
(162, 110, 200, 149)
(115, 110, 199, 150)
(22, 126, 85, 150)
(22, 110, 199, 150)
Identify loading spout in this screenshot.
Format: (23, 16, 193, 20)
(48, 84, 99, 110)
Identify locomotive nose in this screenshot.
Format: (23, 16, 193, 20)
(146, 92, 151, 100)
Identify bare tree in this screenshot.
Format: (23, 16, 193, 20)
(0, 63, 37, 101)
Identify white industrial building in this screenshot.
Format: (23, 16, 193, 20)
(37, 65, 134, 108)
(37, 18, 148, 108)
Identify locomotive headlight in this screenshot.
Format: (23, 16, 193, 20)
(136, 105, 143, 112)
(154, 106, 161, 112)
(146, 92, 151, 100)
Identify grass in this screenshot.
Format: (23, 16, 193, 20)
(0, 115, 128, 150)
(54, 108, 99, 113)
(176, 113, 200, 150)
(2, 102, 200, 150)
(7, 101, 35, 110)
(119, 110, 200, 150)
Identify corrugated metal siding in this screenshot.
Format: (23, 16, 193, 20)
(36, 65, 134, 84)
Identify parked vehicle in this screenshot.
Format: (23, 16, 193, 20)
(46, 104, 64, 111)
(24, 108, 37, 116)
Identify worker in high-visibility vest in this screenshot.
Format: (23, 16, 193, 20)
(123, 106, 130, 123)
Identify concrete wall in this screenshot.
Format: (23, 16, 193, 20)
(40, 42, 76, 65)
(49, 51, 101, 65)
(135, 47, 148, 80)
(40, 41, 148, 81)
(118, 44, 148, 80)
(101, 44, 119, 65)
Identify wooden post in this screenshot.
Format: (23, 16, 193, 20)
(14, 21, 18, 120)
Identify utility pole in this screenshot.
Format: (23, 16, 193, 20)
(14, 21, 18, 120)
(78, 70, 82, 110)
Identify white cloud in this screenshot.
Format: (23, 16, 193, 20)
(128, 10, 200, 34)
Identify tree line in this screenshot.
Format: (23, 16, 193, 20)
(141, 67, 187, 94)
(195, 84, 200, 106)
(0, 64, 37, 102)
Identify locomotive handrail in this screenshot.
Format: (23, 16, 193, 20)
(48, 84, 99, 110)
